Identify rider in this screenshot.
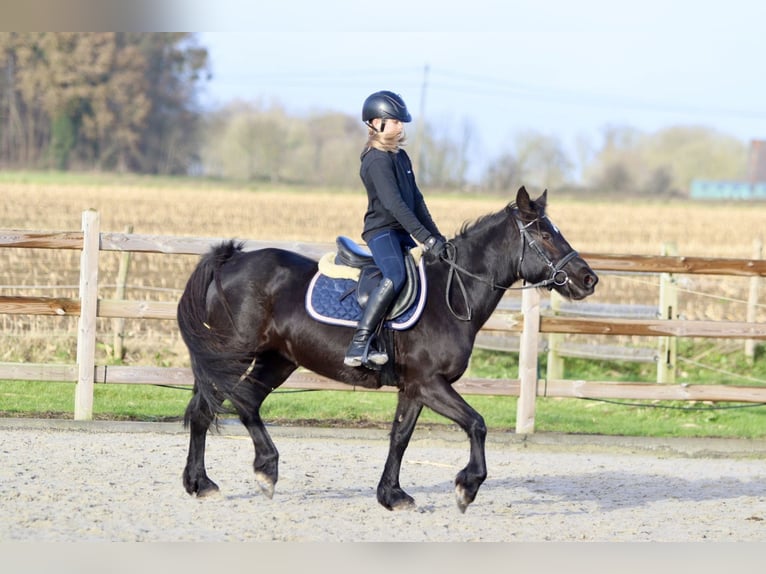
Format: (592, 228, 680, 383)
(344, 90, 447, 368)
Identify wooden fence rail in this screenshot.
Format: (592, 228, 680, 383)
(1, 211, 765, 432)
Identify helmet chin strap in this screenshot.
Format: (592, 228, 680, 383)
(366, 119, 386, 133)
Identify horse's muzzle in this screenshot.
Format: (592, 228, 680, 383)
(570, 266, 598, 300)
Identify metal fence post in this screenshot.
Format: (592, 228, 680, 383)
(657, 243, 678, 384)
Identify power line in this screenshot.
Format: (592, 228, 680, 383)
(426, 68, 766, 120)
(210, 64, 766, 122)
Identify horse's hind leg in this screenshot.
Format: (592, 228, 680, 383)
(377, 391, 423, 510)
(183, 387, 223, 497)
(230, 354, 296, 499)
(238, 404, 279, 498)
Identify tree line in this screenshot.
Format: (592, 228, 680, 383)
(0, 33, 749, 194)
(0, 33, 208, 174)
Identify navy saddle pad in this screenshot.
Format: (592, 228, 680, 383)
(305, 251, 427, 331)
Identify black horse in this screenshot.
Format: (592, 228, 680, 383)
(177, 186, 598, 512)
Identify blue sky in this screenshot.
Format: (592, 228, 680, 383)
(189, 0, 766, 179)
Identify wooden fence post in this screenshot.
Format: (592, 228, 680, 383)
(112, 224, 133, 361)
(516, 286, 541, 434)
(74, 210, 100, 420)
(657, 243, 678, 384)
(746, 237, 763, 363)
(546, 290, 564, 380)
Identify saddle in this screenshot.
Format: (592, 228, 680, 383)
(306, 236, 426, 331)
(330, 236, 421, 320)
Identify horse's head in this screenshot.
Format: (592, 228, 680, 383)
(513, 186, 598, 300)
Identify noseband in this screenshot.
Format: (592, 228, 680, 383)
(441, 212, 579, 321)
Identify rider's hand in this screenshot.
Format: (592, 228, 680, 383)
(424, 235, 447, 259)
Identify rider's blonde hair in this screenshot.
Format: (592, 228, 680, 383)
(365, 121, 407, 153)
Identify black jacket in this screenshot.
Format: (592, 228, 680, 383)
(359, 147, 441, 244)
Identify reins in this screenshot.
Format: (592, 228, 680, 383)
(439, 213, 579, 321)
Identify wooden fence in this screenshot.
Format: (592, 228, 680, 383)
(1, 210, 766, 433)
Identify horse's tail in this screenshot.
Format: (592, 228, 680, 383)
(177, 240, 246, 425)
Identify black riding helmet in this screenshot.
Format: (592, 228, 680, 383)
(362, 91, 412, 125)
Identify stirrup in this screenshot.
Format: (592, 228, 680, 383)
(344, 353, 364, 368)
(344, 348, 365, 367)
(365, 347, 388, 366)
(344, 334, 387, 368)
(344, 335, 369, 367)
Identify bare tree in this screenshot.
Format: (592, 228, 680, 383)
(419, 117, 475, 189)
(482, 151, 520, 192)
(513, 131, 574, 190)
(301, 111, 363, 187)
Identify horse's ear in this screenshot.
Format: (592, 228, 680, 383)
(516, 186, 532, 213)
(535, 189, 548, 212)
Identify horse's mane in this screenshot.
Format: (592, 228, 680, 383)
(454, 196, 547, 240)
(454, 202, 522, 241)
(455, 204, 510, 239)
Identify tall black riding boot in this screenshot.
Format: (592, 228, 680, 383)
(344, 278, 397, 368)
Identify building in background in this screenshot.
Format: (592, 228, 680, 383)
(690, 140, 766, 199)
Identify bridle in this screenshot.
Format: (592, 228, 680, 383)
(514, 215, 580, 288)
(440, 212, 579, 321)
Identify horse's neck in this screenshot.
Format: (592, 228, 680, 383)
(450, 217, 521, 322)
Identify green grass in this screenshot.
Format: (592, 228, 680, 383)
(2, 379, 765, 438)
(0, 381, 191, 422)
(2, 340, 764, 437)
(2, 342, 766, 438)
(259, 387, 766, 438)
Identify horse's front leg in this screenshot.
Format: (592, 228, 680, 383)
(377, 391, 423, 510)
(420, 379, 487, 513)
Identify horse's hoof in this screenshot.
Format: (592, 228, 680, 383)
(379, 487, 416, 511)
(455, 484, 471, 513)
(196, 483, 220, 498)
(391, 497, 417, 511)
(254, 471, 275, 499)
(185, 474, 220, 498)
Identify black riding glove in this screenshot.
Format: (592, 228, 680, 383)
(424, 235, 447, 259)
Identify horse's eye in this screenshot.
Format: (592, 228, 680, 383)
(541, 232, 552, 241)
